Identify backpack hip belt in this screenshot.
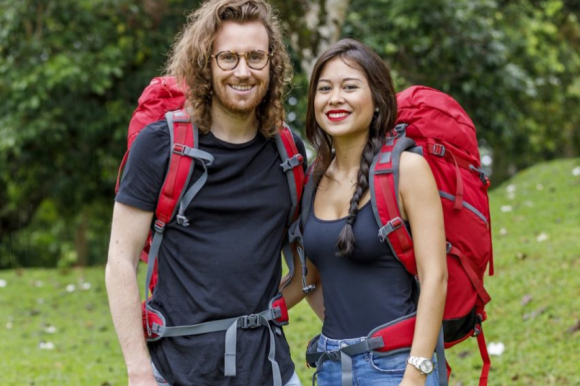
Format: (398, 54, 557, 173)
(305, 313, 448, 386)
(144, 294, 289, 386)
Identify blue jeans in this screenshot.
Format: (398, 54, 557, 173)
(314, 334, 440, 386)
(152, 362, 302, 386)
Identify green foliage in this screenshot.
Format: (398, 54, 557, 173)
(342, 0, 580, 182)
(1, 159, 580, 385)
(0, 0, 202, 268)
(1, 0, 579, 269)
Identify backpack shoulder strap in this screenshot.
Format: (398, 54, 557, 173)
(154, 110, 198, 227)
(369, 133, 418, 275)
(274, 126, 305, 225)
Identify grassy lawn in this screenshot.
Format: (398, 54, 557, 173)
(1, 158, 579, 385)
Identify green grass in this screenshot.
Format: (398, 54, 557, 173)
(1, 158, 580, 385)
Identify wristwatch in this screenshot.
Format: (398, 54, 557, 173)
(407, 356, 434, 375)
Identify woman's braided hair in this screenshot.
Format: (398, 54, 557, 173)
(305, 39, 398, 257)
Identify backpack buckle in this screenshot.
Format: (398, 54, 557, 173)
(378, 217, 404, 242)
(176, 214, 190, 227)
(240, 314, 261, 329)
(326, 350, 341, 362)
(173, 143, 187, 155)
(432, 144, 446, 156)
(154, 220, 166, 234)
(280, 154, 304, 172)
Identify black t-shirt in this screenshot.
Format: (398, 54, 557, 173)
(116, 120, 306, 386)
(303, 200, 417, 339)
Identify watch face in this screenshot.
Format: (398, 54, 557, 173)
(419, 360, 434, 374)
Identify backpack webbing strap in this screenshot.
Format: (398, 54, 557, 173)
(224, 313, 282, 386)
(370, 135, 417, 275)
(174, 146, 214, 226)
(436, 326, 449, 386)
(448, 245, 491, 304)
(147, 307, 284, 386)
(476, 327, 491, 386)
(288, 220, 315, 294)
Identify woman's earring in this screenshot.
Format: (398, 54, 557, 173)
(375, 107, 379, 112)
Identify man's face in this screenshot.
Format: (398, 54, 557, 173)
(211, 21, 271, 118)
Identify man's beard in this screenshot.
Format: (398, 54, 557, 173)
(212, 85, 267, 117)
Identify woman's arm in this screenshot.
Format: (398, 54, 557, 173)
(281, 247, 324, 320)
(398, 152, 448, 385)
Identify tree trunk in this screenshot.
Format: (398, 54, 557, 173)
(287, 0, 351, 79)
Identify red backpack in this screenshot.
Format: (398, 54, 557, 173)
(115, 76, 305, 385)
(299, 86, 493, 386)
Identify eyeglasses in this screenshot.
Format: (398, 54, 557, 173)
(211, 50, 273, 71)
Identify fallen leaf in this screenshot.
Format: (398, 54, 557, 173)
(516, 252, 527, 260)
(572, 167, 580, 176)
(523, 306, 547, 320)
(521, 294, 533, 306)
(566, 320, 580, 334)
(536, 233, 549, 242)
(0, 279, 7, 288)
(500, 205, 513, 212)
(457, 351, 471, 358)
(499, 228, 508, 236)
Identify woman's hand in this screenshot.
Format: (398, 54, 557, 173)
(399, 366, 427, 386)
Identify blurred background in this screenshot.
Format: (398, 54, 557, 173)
(1, 0, 578, 269)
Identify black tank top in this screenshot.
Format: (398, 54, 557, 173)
(303, 200, 417, 339)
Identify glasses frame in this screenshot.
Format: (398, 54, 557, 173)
(210, 50, 274, 71)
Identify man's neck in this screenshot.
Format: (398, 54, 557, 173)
(210, 102, 259, 144)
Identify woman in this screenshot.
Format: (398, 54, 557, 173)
(294, 39, 447, 386)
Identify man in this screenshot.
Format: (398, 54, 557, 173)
(105, 1, 305, 385)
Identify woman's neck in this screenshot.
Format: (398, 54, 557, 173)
(330, 134, 367, 174)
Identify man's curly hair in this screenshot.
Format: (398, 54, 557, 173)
(165, 0, 293, 137)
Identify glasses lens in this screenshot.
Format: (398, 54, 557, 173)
(246, 51, 268, 69)
(217, 52, 238, 70)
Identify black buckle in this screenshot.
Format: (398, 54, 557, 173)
(326, 350, 341, 361)
(280, 154, 304, 172)
(176, 214, 190, 227)
(240, 314, 261, 329)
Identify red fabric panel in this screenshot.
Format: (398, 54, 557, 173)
(278, 128, 305, 221)
(370, 316, 416, 352)
(272, 296, 289, 324)
(142, 300, 164, 339)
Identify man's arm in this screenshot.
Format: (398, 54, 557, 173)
(105, 202, 157, 385)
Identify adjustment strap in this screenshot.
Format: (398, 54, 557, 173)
(223, 314, 282, 386)
(477, 327, 491, 386)
(175, 146, 214, 226)
(448, 245, 491, 304)
(436, 327, 449, 386)
(143, 223, 165, 337)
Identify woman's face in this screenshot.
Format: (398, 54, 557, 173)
(314, 57, 375, 140)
